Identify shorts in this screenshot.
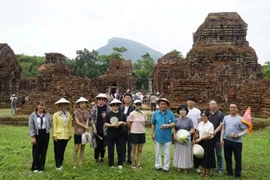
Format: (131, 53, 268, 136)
(74, 134, 82, 144)
(129, 133, 146, 144)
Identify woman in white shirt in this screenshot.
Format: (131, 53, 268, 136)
(194, 110, 216, 179)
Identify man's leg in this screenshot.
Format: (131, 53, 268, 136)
(224, 139, 233, 176)
(163, 142, 171, 171)
(215, 141, 223, 173)
(232, 142, 242, 178)
(155, 142, 162, 169)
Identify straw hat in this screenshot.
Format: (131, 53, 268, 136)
(55, 98, 70, 105)
(134, 99, 142, 104)
(192, 144, 204, 159)
(76, 97, 89, 104)
(156, 98, 170, 106)
(96, 93, 107, 99)
(109, 98, 122, 105)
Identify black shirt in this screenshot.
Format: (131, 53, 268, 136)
(209, 110, 224, 142)
(97, 106, 107, 136)
(105, 111, 127, 138)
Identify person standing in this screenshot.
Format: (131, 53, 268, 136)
(208, 100, 224, 174)
(105, 99, 127, 169)
(52, 98, 72, 170)
(10, 94, 17, 114)
(73, 97, 90, 169)
(186, 96, 201, 173)
(194, 110, 216, 179)
(28, 100, 52, 173)
(127, 99, 146, 169)
(90, 93, 110, 163)
(220, 102, 248, 180)
(151, 98, 176, 172)
(173, 105, 194, 174)
(150, 93, 158, 112)
(119, 93, 135, 164)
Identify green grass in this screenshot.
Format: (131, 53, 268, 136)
(0, 108, 28, 118)
(0, 125, 269, 180)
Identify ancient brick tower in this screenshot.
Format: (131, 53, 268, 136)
(152, 12, 270, 117)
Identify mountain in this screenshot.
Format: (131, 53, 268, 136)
(96, 37, 163, 62)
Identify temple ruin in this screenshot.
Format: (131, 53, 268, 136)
(152, 12, 270, 117)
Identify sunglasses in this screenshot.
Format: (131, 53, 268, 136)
(135, 103, 142, 106)
(98, 98, 106, 101)
(111, 104, 119, 107)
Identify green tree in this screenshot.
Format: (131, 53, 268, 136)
(133, 53, 156, 91)
(16, 54, 45, 77)
(110, 46, 127, 59)
(263, 61, 270, 79)
(170, 49, 184, 59)
(70, 48, 102, 78)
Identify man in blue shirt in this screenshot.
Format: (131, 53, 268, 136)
(151, 98, 176, 172)
(220, 102, 247, 180)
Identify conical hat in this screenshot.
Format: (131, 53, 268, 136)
(76, 97, 89, 104)
(109, 98, 122, 105)
(192, 144, 204, 159)
(95, 93, 107, 99)
(55, 98, 70, 105)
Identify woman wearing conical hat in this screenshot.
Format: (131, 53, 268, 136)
(72, 97, 90, 169)
(52, 98, 72, 171)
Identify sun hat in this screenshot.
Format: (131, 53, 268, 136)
(55, 98, 70, 105)
(109, 98, 122, 105)
(96, 93, 107, 99)
(192, 144, 204, 159)
(134, 99, 142, 104)
(156, 98, 170, 106)
(76, 97, 89, 104)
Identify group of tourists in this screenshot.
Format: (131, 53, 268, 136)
(28, 93, 248, 180)
(28, 93, 146, 173)
(151, 96, 248, 180)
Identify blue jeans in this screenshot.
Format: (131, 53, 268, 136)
(215, 141, 223, 171)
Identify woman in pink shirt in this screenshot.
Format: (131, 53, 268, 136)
(127, 100, 146, 170)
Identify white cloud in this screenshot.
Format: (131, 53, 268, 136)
(0, 0, 269, 64)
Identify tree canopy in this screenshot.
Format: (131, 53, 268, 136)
(16, 54, 45, 77)
(132, 53, 156, 91)
(263, 61, 270, 79)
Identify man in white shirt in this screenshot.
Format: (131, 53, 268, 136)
(186, 96, 201, 173)
(10, 94, 17, 114)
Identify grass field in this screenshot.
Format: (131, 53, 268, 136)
(0, 124, 270, 180)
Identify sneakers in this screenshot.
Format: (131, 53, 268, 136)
(32, 170, 39, 173)
(110, 166, 115, 168)
(218, 170, 223, 175)
(195, 168, 202, 173)
(56, 168, 62, 171)
(118, 165, 123, 169)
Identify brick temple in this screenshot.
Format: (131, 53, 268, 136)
(151, 12, 270, 117)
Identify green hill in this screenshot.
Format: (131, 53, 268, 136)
(96, 37, 163, 62)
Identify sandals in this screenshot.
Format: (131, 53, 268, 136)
(132, 165, 136, 170)
(137, 165, 142, 169)
(204, 175, 210, 179)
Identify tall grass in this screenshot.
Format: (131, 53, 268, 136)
(0, 125, 269, 180)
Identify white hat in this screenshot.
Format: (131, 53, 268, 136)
(192, 144, 204, 159)
(96, 93, 107, 99)
(156, 98, 170, 106)
(134, 99, 142, 104)
(76, 97, 89, 104)
(55, 98, 70, 105)
(109, 98, 122, 105)
(12, 94, 16, 97)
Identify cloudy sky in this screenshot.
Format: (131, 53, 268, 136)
(1, 0, 269, 64)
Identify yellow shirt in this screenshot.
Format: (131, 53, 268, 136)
(53, 111, 72, 139)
